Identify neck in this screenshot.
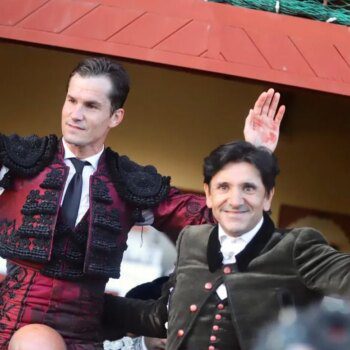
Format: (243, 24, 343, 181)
(62, 138, 103, 159)
(220, 216, 264, 239)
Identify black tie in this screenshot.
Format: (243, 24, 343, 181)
(61, 158, 90, 228)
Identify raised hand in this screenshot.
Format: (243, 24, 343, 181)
(244, 88, 285, 152)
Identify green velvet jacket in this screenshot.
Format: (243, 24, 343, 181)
(103, 215, 350, 350)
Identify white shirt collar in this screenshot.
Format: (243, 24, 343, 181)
(218, 217, 264, 264)
(62, 138, 104, 171)
(218, 216, 264, 246)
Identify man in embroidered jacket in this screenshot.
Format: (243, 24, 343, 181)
(0, 57, 284, 349)
(104, 141, 350, 350)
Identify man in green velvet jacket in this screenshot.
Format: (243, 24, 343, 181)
(104, 141, 350, 350)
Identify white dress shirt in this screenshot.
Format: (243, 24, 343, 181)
(62, 138, 104, 226)
(219, 217, 264, 264)
(216, 217, 264, 300)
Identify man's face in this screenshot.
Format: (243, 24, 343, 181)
(61, 74, 123, 156)
(204, 162, 274, 237)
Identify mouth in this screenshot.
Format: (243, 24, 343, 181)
(222, 210, 249, 215)
(67, 122, 84, 131)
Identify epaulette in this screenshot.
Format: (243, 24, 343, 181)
(105, 147, 170, 213)
(0, 134, 58, 178)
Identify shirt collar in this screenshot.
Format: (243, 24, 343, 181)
(218, 216, 264, 246)
(62, 138, 104, 171)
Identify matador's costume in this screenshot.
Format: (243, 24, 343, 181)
(0, 134, 212, 349)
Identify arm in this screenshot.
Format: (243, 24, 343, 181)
(151, 187, 213, 243)
(102, 230, 187, 341)
(244, 88, 285, 152)
(102, 293, 168, 341)
(294, 228, 350, 297)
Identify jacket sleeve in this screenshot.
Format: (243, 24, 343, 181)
(293, 228, 350, 297)
(151, 187, 214, 243)
(102, 230, 188, 341)
(102, 293, 168, 340)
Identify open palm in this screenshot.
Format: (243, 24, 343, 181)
(244, 89, 285, 152)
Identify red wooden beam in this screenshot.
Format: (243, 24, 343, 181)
(0, 0, 350, 96)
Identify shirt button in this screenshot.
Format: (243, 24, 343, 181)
(190, 304, 197, 312)
(213, 325, 219, 331)
(210, 335, 217, 342)
(208, 346, 215, 350)
(217, 303, 224, 310)
(215, 314, 222, 321)
(204, 282, 213, 290)
(223, 266, 231, 274)
(177, 329, 184, 337)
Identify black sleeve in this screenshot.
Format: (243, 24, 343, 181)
(101, 293, 168, 340)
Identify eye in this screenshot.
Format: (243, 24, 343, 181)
(217, 183, 229, 191)
(243, 184, 257, 193)
(85, 102, 98, 109)
(67, 96, 76, 104)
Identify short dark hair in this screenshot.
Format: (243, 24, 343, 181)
(68, 57, 130, 112)
(203, 141, 279, 194)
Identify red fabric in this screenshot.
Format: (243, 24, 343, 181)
(153, 187, 214, 243)
(0, 263, 106, 349)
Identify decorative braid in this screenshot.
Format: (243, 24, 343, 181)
(105, 147, 170, 209)
(0, 134, 58, 178)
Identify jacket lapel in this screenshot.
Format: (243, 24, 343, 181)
(207, 226, 223, 273)
(236, 213, 275, 271)
(206, 213, 276, 273)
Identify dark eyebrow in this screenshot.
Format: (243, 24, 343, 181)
(84, 100, 102, 108)
(216, 181, 229, 187)
(242, 182, 257, 188)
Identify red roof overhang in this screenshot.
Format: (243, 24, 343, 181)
(1, 0, 350, 96)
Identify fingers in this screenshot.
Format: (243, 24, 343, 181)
(254, 88, 278, 118)
(267, 90, 281, 119)
(260, 88, 284, 122)
(274, 105, 285, 125)
(250, 87, 284, 125)
(262, 88, 274, 116)
(253, 91, 268, 116)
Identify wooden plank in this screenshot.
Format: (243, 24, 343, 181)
(0, 0, 349, 96)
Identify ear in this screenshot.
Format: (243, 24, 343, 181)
(109, 108, 124, 128)
(263, 187, 275, 211)
(204, 183, 213, 209)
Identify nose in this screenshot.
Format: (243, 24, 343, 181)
(71, 105, 84, 120)
(227, 188, 244, 208)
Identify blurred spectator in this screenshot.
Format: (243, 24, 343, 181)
(254, 299, 350, 350)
